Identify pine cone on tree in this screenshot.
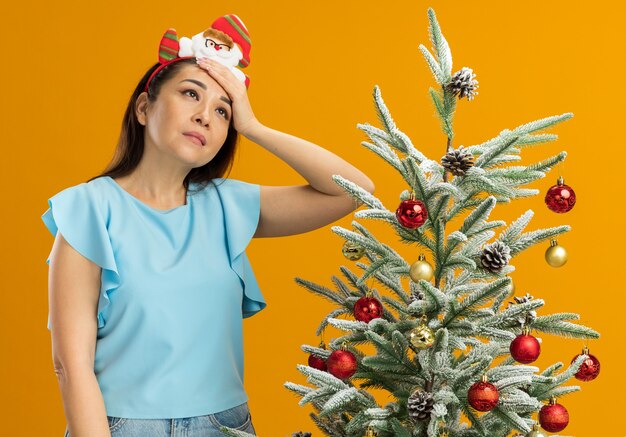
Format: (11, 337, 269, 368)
(408, 291, 426, 304)
(480, 241, 511, 272)
(407, 388, 434, 421)
(446, 67, 479, 101)
(441, 146, 475, 176)
(408, 281, 426, 304)
(507, 293, 538, 325)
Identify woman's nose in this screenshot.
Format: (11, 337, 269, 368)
(195, 115, 208, 127)
(195, 106, 211, 127)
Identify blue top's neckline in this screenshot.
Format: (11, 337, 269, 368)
(102, 176, 191, 214)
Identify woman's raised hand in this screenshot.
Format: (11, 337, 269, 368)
(196, 58, 260, 138)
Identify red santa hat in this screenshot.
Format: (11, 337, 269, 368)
(210, 14, 251, 68)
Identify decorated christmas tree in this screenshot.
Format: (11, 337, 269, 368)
(219, 7, 600, 437)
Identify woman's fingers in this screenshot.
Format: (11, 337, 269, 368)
(196, 58, 244, 94)
(197, 58, 229, 77)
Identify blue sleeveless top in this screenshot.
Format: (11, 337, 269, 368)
(41, 176, 267, 418)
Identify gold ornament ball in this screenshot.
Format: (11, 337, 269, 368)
(363, 426, 377, 437)
(410, 254, 434, 282)
(342, 240, 366, 261)
(526, 423, 547, 437)
(545, 239, 568, 267)
(409, 323, 435, 350)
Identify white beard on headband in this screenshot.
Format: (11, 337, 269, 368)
(179, 33, 246, 84)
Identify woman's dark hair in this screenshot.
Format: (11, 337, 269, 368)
(87, 58, 238, 193)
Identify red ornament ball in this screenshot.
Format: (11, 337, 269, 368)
(510, 332, 541, 364)
(572, 348, 601, 381)
(354, 296, 383, 323)
(545, 178, 576, 213)
(326, 349, 358, 379)
(396, 199, 428, 229)
(467, 380, 499, 412)
(539, 400, 569, 432)
(308, 354, 327, 371)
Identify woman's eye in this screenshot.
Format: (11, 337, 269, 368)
(183, 89, 199, 100)
(217, 108, 230, 119)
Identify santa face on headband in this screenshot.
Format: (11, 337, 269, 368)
(179, 28, 246, 83)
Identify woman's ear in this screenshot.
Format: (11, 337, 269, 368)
(135, 92, 149, 126)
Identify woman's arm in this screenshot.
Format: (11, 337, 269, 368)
(48, 232, 111, 437)
(196, 58, 376, 238)
(244, 123, 375, 196)
(197, 58, 375, 195)
(244, 123, 376, 238)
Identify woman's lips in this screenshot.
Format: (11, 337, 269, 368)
(183, 133, 205, 146)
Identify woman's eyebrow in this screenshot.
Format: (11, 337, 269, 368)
(180, 79, 206, 89)
(179, 79, 232, 106)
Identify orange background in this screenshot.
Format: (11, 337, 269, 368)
(2, 0, 623, 435)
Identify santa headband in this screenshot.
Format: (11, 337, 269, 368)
(143, 14, 252, 93)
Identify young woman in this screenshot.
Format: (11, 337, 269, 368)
(43, 18, 374, 437)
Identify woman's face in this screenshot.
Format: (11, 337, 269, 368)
(136, 63, 233, 168)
